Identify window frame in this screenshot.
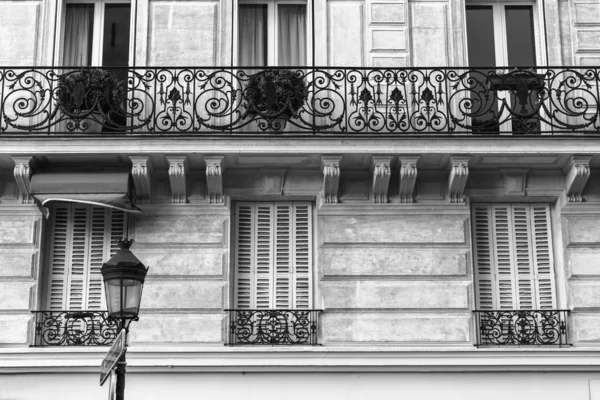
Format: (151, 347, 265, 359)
(471, 202, 558, 310)
(57, 0, 134, 67)
(465, 0, 547, 68)
(232, 201, 315, 310)
(40, 202, 129, 311)
(235, 0, 313, 67)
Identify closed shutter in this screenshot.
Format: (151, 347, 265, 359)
(46, 204, 127, 310)
(472, 203, 555, 309)
(530, 204, 556, 309)
(234, 202, 313, 309)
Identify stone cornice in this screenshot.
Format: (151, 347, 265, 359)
(3, 137, 600, 155)
(2, 347, 600, 373)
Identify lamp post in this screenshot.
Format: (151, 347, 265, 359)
(101, 239, 148, 400)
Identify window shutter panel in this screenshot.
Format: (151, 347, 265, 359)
(472, 204, 497, 309)
(292, 202, 312, 309)
(235, 203, 255, 309)
(491, 204, 517, 309)
(67, 205, 91, 310)
(511, 205, 536, 309)
(530, 204, 556, 309)
(274, 203, 292, 308)
(47, 204, 71, 310)
(46, 204, 127, 311)
(255, 204, 274, 309)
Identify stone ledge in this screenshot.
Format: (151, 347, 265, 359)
(2, 347, 600, 373)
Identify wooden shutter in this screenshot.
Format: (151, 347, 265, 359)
(472, 203, 556, 310)
(530, 204, 556, 309)
(46, 204, 127, 310)
(234, 202, 313, 309)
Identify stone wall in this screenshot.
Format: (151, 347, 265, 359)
(0, 206, 41, 345)
(128, 204, 230, 344)
(318, 205, 472, 344)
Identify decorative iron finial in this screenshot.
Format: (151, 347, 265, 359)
(117, 238, 134, 250)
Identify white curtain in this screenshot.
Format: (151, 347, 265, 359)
(278, 5, 306, 66)
(62, 4, 94, 66)
(239, 5, 267, 67)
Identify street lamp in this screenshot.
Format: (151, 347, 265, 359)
(101, 239, 148, 400)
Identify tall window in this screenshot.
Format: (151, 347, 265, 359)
(471, 203, 556, 310)
(233, 202, 313, 309)
(465, 2, 542, 132)
(62, 0, 131, 67)
(238, 0, 307, 66)
(44, 203, 126, 310)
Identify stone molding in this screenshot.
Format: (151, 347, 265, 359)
(500, 168, 529, 196)
(1, 347, 600, 373)
(204, 155, 225, 204)
(167, 156, 188, 204)
(11, 156, 33, 204)
(448, 156, 470, 203)
(130, 156, 153, 204)
(371, 156, 392, 203)
(564, 155, 592, 202)
(398, 156, 419, 203)
(321, 155, 342, 204)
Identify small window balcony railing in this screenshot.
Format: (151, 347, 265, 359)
(473, 310, 570, 347)
(226, 309, 322, 345)
(32, 311, 119, 347)
(1, 66, 599, 136)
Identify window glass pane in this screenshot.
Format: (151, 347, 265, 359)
(505, 6, 536, 66)
(239, 5, 268, 66)
(63, 4, 94, 66)
(102, 4, 131, 67)
(466, 6, 496, 67)
(277, 4, 306, 66)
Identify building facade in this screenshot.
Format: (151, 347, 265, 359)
(1, 0, 600, 399)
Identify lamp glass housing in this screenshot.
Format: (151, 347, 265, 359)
(104, 277, 144, 320)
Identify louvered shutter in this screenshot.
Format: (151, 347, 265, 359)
(530, 204, 556, 309)
(472, 203, 556, 310)
(292, 203, 312, 309)
(46, 204, 127, 310)
(472, 204, 496, 309)
(234, 202, 313, 309)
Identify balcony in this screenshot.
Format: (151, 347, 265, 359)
(32, 311, 119, 347)
(1, 66, 599, 136)
(473, 310, 570, 347)
(226, 309, 321, 345)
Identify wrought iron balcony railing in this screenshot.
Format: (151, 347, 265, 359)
(226, 309, 321, 345)
(474, 310, 570, 347)
(32, 311, 119, 346)
(1, 66, 599, 135)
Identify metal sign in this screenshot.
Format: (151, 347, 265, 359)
(100, 329, 126, 386)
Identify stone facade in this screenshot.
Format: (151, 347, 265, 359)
(1, 0, 600, 399)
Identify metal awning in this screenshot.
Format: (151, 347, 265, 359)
(30, 172, 143, 214)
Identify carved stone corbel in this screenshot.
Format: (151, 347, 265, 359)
(204, 155, 225, 204)
(448, 156, 471, 203)
(321, 155, 342, 204)
(129, 156, 153, 204)
(11, 156, 33, 204)
(564, 155, 592, 202)
(371, 156, 392, 203)
(397, 156, 419, 203)
(167, 156, 188, 204)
